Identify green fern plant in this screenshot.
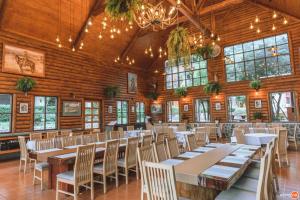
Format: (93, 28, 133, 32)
(104, 86, 120, 99)
(195, 45, 213, 60)
(249, 79, 262, 91)
(203, 81, 221, 95)
(167, 27, 191, 68)
(174, 87, 187, 97)
(105, 0, 140, 21)
(16, 77, 36, 96)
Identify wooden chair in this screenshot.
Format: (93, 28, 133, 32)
(207, 126, 218, 142)
(276, 128, 289, 167)
(94, 140, 119, 193)
(165, 138, 180, 158)
(18, 136, 35, 174)
(155, 132, 165, 143)
(47, 131, 58, 139)
(194, 127, 207, 146)
(234, 128, 246, 144)
(137, 145, 155, 200)
(127, 125, 134, 131)
(118, 137, 139, 184)
(288, 124, 298, 150)
(153, 142, 168, 162)
(141, 135, 152, 147)
(56, 144, 95, 200)
(185, 134, 197, 151)
(142, 161, 189, 200)
(110, 131, 120, 140)
(30, 132, 43, 140)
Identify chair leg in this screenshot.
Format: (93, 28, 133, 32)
(56, 180, 59, 200)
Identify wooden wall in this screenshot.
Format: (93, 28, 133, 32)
(147, 2, 300, 123)
(0, 30, 149, 133)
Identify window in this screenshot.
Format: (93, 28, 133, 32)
(117, 101, 128, 125)
(136, 102, 145, 123)
(224, 33, 291, 82)
(167, 101, 180, 122)
(227, 96, 247, 122)
(270, 91, 297, 122)
(85, 100, 100, 129)
(0, 94, 12, 133)
(195, 99, 210, 122)
(34, 96, 57, 130)
(165, 55, 208, 89)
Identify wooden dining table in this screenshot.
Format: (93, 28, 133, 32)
(160, 143, 260, 200)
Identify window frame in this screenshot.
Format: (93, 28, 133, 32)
(226, 95, 249, 123)
(33, 96, 58, 131)
(136, 101, 145, 124)
(224, 32, 293, 82)
(194, 98, 211, 123)
(84, 100, 101, 130)
(166, 100, 180, 123)
(116, 100, 128, 125)
(0, 94, 13, 133)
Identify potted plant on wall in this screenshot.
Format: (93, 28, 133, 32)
(105, 0, 140, 21)
(253, 112, 263, 122)
(167, 26, 191, 68)
(249, 78, 262, 91)
(195, 44, 214, 60)
(174, 87, 187, 98)
(203, 81, 221, 95)
(16, 77, 36, 96)
(104, 86, 120, 99)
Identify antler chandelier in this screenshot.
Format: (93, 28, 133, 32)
(134, 1, 180, 31)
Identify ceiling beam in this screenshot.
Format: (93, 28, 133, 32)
(72, 0, 105, 49)
(246, 0, 300, 21)
(0, 0, 8, 29)
(199, 0, 244, 15)
(120, 28, 144, 60)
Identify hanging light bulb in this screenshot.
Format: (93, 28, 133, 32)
(283, 18, 288, 25)
(255, 16, 259, 23)
(249, 23, 254, 29)
(272, 11, 277, 19)
(272, 24, 276, 31)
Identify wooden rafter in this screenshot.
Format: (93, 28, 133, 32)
(199, 0, 244, 15)
(0, 0, 8, 29)
(72, 0, 105, 49)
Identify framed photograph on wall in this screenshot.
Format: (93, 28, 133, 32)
(151, 104, 162, 114)
(128, 73, 137, 93)
(255, 100, 262, 108)
(108, 106, 113, 114)
(62, 101, 81, 116)
(215, 102, 221, 111)
(184, 104, 189, 112)
(19, 103, 29, 114)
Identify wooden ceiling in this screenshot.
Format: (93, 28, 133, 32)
(0, 0, 299, 69)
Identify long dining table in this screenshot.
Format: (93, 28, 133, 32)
(160, 143, 260, 200)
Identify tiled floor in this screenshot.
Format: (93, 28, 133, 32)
(0, 151, 299, 200)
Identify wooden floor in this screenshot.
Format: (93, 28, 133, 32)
(0, 151, 299, 200)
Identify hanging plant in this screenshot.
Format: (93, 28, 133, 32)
(249, 79, 262, 91)
(174, 87, 187, 97)
(167, 27, 191, 68)
(104, 86, 120, 99)
(195, 44, 214, 60)
(16, 77, 36, 96)
(105, 0, 140, 21)
(146, 91, 159, 100)
(203, 81, 221, 95)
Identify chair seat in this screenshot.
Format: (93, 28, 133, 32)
(57, 171, 74, 181)
(35, 162, 49, 170)
(93, 164, 104, 174)
(117, 158, 126, 167)
(216, 188, 256, 200)
(244, 167, 260, 179)
(233, 177, 258, 192)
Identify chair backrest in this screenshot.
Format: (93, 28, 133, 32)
(153, 142, 168, 162)
(142, 161, 178, 200)
(36, 138, 54, 151)
(277, 128, 288, 155)
(165, 138, 180, 158)
(125, 137, 139, 167)
(103, 140, 119, 175)
(74, 144, 95, 185)
(127, 125, 134, 131)
(60, 130, 71, 137)
(110, 131, 120, 140)
(18, 136, 28, 160)
(30, 132, 43, 140)
(186, 134, 197, 151)
(194, 127, 207, 146)
(47, 131, 58, 139)
(155, 132, 165, 143)
(234, 128, 246, 144)
(142, 135, 153, 147)
(256, 150, 270, 200)
(62, 136, 78, 147)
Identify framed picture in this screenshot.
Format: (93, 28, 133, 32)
(128, 73, 137, 93)
(19, 103, 29, 114)
(108, 106, 113, 114)
(62, 101, 82, 116)
(151, 104, 162, 114)
(184, 104, 189, 112)
(215, 102, 221, 111)
(255, 100, 262, 108)
(2, 44, 45, 77)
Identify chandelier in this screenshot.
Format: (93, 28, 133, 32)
(134, 1, 180, 31)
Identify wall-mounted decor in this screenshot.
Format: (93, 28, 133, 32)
(255, 100, 262, 108)
(128, 73, 137, 93)
(184, 104, 189, 112)
(19, 103, 29, 114)
(62, 101, 81, 116)
(108, 105, 113, 114)
(151, 104, 162, 114)
(2, 44, 45, 77)
(215, 102, 221, 111)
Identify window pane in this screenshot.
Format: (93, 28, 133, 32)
(227, 96, 247, 122)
